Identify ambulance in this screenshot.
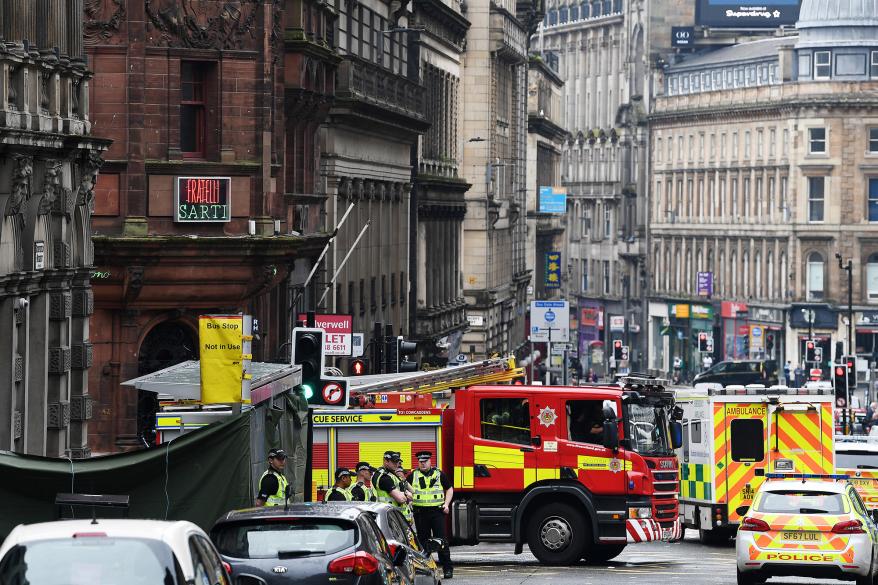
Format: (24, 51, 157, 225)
(675, 383, 835, 543)
(836, 436, 878, 510)
(312, 373, 683, 565)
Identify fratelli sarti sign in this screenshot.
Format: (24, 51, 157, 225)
(175, 176, 232, 222)
(696, 0, 801, 28)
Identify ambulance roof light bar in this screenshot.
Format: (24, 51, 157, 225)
(619, 374, 667, 391)
(708, 384, 833, 396)
(765, 473, 851, 481)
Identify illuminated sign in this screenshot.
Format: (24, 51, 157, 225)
(175, 176, 231, 223)
(696, 0, 801, 28)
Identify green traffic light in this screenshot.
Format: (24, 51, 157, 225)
(302, 384, 314, 400)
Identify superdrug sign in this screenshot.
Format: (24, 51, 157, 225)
(175, 176, 231, 223)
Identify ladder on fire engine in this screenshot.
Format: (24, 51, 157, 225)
(348, 356, 524, 396)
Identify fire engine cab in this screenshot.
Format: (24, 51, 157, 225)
(312, 374, 683, 565)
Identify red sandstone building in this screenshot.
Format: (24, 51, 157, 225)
(84, 0, 335, 452)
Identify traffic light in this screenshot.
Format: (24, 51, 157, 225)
(384, 324, 398, 373)
(613, 340, 623, 360)
(292, 327, 324, 401)
(397, 338, 419, 373)
(698, 332, 709, 353)
(845, 355, 856, 391)
(805, 340, 817, 363)
(834, 363, 847, 403)
(350, 358, 366, 376)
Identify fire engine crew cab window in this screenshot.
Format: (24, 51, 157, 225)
(480, 398, 531, 445)
(730, 419, 764, 462)
(566, 400, 606, 445)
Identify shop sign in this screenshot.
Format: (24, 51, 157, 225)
(609, 316, 625, 332)
(738, 324, 750, 336)
(691, 304, 714, 320)
(539, 186, 567, 214)
(696, 272, 713, 297)
(581, 306, 600, 328)
(750, 325, 764, 351)
(670, 304, 690, 319)
(859, 311, 878, 326)
(175, 176, 231, 223)
(696, 0, 802, 28)
(545, 251, 562, 289)
(671, 26, 694, 47)
(298, 313, 353, 356)
(750, 307, 782, 323)
(721, 301, 748, 318)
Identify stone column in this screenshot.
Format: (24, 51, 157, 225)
(67, 0, 84, 60)
(37, 0, 67, 54)
(4, 0, 36, 44)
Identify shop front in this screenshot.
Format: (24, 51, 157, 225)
(857, 311, 878, 365)
(648, 301, 669, 374)
(746, 306, 785, 364)
(690, 304, 716, 374)
(721, 301, 749, 360)
(667, 303, 691, 380)
(578, 299, 605, 377)
(790, 303, 837, 378)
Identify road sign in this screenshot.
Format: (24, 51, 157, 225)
(530, 300, 570, 343)
(298, 313, 353, 356)
(322, 382, 345, 405)
(456, 353, 468, 363)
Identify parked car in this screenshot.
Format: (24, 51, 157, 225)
(0, 518, 230, 585)
(693, 359, 778, 387)
(210, 503, 408, 585)
(350, 502, 441, 585)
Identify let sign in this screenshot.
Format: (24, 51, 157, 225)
(175, 176, 231, 222)
(298, 313, 353, 356)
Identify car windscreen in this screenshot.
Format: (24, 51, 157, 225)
(837, 451, 878, 470)
(0, 537, 185, 585)
(754, 490, 847, 514)
(212, 519, 357, 559)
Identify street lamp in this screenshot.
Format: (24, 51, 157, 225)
(837, 253, 854, 433)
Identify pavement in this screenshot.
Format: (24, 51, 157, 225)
(448, 530, 849, 585)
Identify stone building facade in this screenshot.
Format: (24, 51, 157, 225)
(317, 0, 429, 361)
(85, 0, 330, 452)
(409, 0, 471, 366)
(648, 0, 878, 388)
(459, 0, 538, 359)
(0, 0, 108, 457)
(537, 0, 693, 374)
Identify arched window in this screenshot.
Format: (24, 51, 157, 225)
(731, 250, 738, 297)
(742, 252, 750, 297)
(780, 252, 788, 299)
(665, 247, 671, 291)
(685, 249, 693, 294)
(581, 1, 590, 18)
(867, 253, 878, 301)
(675, 244, 682, 291)
(718, 249, 725, 295)
(767, 251, 774, 299)
(807, 252, 825, 301)
(754, 251, 762, 298)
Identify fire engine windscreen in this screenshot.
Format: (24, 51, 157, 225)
(625, 403, 672, 456)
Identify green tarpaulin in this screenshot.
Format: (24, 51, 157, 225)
(0, 413, 252, 540)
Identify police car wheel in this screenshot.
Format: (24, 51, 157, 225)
(735, 568, 764, 585)
(526, 503, 590, 566)
(582, 543, 625, 564)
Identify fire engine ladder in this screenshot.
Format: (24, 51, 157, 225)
(349, 356, 524, 396)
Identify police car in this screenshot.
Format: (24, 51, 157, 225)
(836, 436, 878, 510)
(736, 474, 878, 585)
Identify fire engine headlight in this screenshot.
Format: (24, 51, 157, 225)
(628, 507, 652, 519)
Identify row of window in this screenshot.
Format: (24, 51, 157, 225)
(666, 62, 779, 96)
(579, 258, 616, 295)
(805, 176, 878, 223)
(653, 239, 788, 302)
(543, 0, 623, 27)
(654, 172, 789, 223)
(655, 127, 790, 165)
(803, 50, 878, 80)
(341, 273, 406, 317)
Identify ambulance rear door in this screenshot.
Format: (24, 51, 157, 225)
(717, 400, 768, 523)
(767, 399, 834, 475)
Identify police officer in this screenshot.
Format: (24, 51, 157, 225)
(407, 450, 453, 579)
(325, 468, 353, 501)
(350, 462, 377, 502)
(373, 450, 413, 524)
(255, 448, 288, 507)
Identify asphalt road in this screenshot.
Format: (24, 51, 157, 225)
(448, 530, 848, 585)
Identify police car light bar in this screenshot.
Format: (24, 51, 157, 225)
(619, 375, 668, 388)
(765, 473, 851, 481)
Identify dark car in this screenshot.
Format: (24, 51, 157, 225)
(349, 503, 441, 585)
(210, 503, 408, 585)
(692, 359, 778, 386)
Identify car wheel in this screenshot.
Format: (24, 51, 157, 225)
(582, 543, 626, 564)
(526, 502, 591, 565)
(698, 527, 729, 545)
(736, 568, 764, 585)
(855, 573, 872, 585)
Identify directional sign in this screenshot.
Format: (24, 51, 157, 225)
(322, 382, 345, 406)
(530, 300, 570, 343)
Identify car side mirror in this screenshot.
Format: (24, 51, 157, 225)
(392, 544, 408, 566)
(602, 420, 619, 450)
(602, 405, 616, 420)
(670, 421, 683, 450)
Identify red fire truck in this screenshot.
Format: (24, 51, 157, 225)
(311, 373, 682, 565)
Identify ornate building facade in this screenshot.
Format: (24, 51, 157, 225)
(85, 0, 330, 452)
(0, 0, 108, 457)
(648, 0, 878, 389)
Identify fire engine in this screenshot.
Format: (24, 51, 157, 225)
(674, 383, 835, 544)
(312, 367, 682, 566)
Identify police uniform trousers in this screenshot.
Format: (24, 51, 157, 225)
(413, 506, 452, 568)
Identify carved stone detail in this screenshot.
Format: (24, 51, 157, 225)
(47, 401, 70, 429)
(49, 347, 71, 374)
(39, 160, 63, 215)
(70, 394, 93, 421)
(72, 289, 94, 317)
(69, 446, 93, 459)
(71, 342, 93, 370)
(77, 150, 104, 210)
(13, 411, 22, 440)
(6, 155, 32, 217)
(54, 241, 71, 267)
(145, 0, 261, 50)
(84, 0, 126, 44)
(50, 291, 72, 320)
(14, 354, 23, 381)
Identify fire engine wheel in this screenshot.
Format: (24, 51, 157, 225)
(582, 543, 626, 564)
(526, 503, 590, 565)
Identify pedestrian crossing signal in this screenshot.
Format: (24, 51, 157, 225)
(351, 359, 366, 376)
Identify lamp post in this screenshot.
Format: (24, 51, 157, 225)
(837, 254, 855, 428)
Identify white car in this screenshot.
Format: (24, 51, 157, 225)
(0, 519, 230, 585)
(736, 477, 878, 585)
